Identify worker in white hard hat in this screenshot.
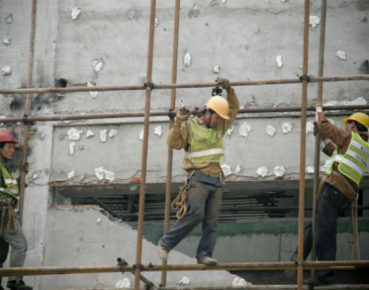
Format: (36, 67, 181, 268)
(0, 131, 33, 290)
(294, 100, 369, 286)
(158, 78, 239, 266)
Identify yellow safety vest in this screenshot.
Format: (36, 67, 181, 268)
(185, 118, 225, 163)
(0, 161, 19, 200)
(325, 132, 369, 186)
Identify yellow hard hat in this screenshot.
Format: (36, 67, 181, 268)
(206, 96, 230, 120)
(343, 112, 369, 129)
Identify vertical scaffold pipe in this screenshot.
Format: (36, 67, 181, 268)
(161, 0, 181, 286)
(19, 0, 37, 224)
(312, 0, 327, 276)
(134, 1, 157, 289)
(297, 1, 310, 290)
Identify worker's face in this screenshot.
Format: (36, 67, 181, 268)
(205, 111, 223, 128)
(0, 142, 16, 161)
(346, 121, 358, 133)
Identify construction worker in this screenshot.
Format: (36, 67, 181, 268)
(299, 101, 369, 286)
(157, 78, 239, 265)
(0, 131, 32, 290)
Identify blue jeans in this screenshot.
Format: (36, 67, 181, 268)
(160, 173, 223, 263)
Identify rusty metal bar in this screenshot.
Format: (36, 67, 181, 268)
(0, 75, 368, 95)
(297, 1, 310, 289)
(0, 104, 368, 124)
(91, 197, 120, 219)
(134, 0, 156, 289)
(18, 0, 37, 223)
(312, 0, 328, 276)
(162, 0, 181, 286)
(0, 260, 368, 277)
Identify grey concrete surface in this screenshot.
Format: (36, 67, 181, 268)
(0, 0, 368, 289)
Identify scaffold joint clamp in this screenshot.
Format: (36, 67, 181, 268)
(299, 75, 311, 82)
(133, 263, 144, 270)
(144, 82, 154, 90)
(168, 108, 175, 119)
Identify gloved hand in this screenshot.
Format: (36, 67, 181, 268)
(313, 122, 319, 136)
(216, 78, 231, 90)
(176, 107, 190, 121)
(311, 98, 322, 109)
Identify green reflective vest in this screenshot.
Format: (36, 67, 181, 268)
(0, 160, 19, 200)
(325, 132, 369, 186)
(185, 118, 225, 163)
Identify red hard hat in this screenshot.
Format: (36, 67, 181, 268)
(0, 131, 19, 144)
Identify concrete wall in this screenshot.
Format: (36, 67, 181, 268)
(0, 0, 368, 289)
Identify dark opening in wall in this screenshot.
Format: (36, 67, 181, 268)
(55, 78, 68, 88)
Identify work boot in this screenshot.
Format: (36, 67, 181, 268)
(200, 257, 217, 266)
(7, 280, 33, 290)
(157, 243, 168, 261)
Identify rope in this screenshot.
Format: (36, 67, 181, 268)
(347, 199, 360, 260)
(0, 200, 17, 237)
(170, 183, 188, 220)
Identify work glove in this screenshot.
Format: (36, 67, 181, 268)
(176, 106, 190, 121)
(216, 78, 231, 90)
(311, 98, 322, 109)
(313, 122, 319, 136)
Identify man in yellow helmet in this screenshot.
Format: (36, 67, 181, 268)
(157, 78, 239, 265)
(0, 131, 33, 290)
(302, 102, 369, 286)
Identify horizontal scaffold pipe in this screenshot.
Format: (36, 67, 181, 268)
(0, 75, 368, 95)
(1, 105, 368, 124)
(0, 261, 368, 277)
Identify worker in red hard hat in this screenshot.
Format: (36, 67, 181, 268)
(0, 131, 33, 290)
(157, 78, 240, 266)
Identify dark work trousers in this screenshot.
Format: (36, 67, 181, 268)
(0, 238, 9, 286)
(292, 183, 351, 281)
(160, 172, 223, 263)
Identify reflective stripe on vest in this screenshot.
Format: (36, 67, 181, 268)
(185, 118, 225, 163)
(0, 161, 19, 198)
(325, 132, 369, 186)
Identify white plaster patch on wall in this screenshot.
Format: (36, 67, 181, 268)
(31, 170, 41, 180)
(324, 97, 367, 106)
(94, 166, 115, 182)
(69, 142, 76, 155)
(213, 65, 221, 73)
(178, 276, 190, 286)
(221, 164, 232, 177)
(266, 124, 277, 136)
(335, 50, 347, 60)
(115, 278, 131, 288)
(239, 122, 252, 138)
(108, 129, 117, 138)
(306, 121, 315, 134)
(154, 17, 160, 27)
(67, 170, 75, 179)
(154, 125, 163, 137)
(273, 166, 286, 177)
(1, 65, 11, 76)
(87, 82, 98, 98)
(71, 6, 82, 20)
(86, 130, 94, 138)
(96, 217, 102, 225)
(306, 166, 314, 174)
(256, 166, 268, 177)
(99, 129, 107, 142)
(3, 37, 11, 45)
(309, 16, 320, 28)
(226, 125, 234, 136)
(139, 128, 144, 141)
(234, 164, 242, 175)
(67, 127, 83, 140)
(183, 50, 192, 67)
(276, 55, 283, 68)
(232, 277, 252, 286)
(282, 122, 294, 134)
(91, 58, 104, 72)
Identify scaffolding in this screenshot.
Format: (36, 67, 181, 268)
(0, 0, 368, 289)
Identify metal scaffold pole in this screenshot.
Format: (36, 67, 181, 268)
(162, 0, 181, 286)
(134, 0, 156, 289)
(297, 0, 310, 289)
